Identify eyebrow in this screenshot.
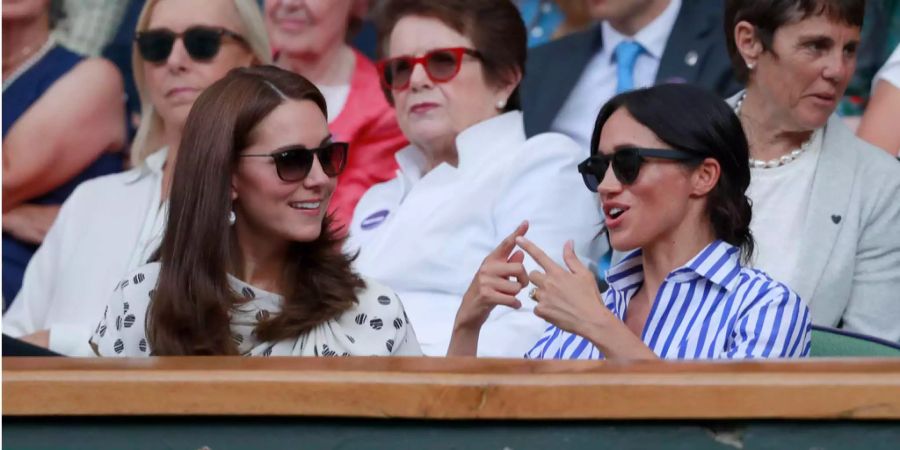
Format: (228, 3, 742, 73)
(320, 134, 333, 146)
(797, 34, 860, 47)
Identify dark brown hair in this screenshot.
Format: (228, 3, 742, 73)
(147, 65, 365, 355)
(591, 84, 755, 263)
(374, 0, 526, 111)
(725, 0, 865, 82)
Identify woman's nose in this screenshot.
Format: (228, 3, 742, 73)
(408, 62, 432, 91)
(303, 155, 331, 188)
(165, 39, 191, 73)
(597, 165, 621, 195)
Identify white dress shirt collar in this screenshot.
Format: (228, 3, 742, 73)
(124, 147, 168, 184)
(600, 0, 681, 63)
(394, 111, 526, 183)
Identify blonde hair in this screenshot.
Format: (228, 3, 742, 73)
(129, 0, 273, 167)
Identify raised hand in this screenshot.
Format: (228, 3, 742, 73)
(517, 237, 657, 359)
(447, 221, 530, 356)
(515, 237, 608, 338)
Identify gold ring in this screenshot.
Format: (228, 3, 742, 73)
(528, 287, 538, 301)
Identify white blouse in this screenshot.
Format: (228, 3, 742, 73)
(90, 263, 422, 357)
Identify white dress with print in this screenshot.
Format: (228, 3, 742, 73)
(89, 262, 422, 357)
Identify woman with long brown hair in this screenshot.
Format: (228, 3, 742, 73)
(91, 66, 420, 356)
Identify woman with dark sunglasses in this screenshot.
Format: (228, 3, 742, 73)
(264, 0, 408, 233)
(90, 65, 421, 357)
(346, 0, 605, 358)
(451, 84, 812, 360)
(5, 0, 272, 356)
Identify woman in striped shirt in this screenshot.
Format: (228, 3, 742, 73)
(449, 84, 811, 359)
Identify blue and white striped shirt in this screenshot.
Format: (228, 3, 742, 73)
(525, 241, 811, 360)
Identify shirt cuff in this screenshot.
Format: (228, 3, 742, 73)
(48, 323, 95, 357)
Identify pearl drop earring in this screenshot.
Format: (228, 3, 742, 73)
(228, 209, 236, 226)
(496, 99, 507, 110)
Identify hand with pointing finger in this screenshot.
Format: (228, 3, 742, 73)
(516, 236, 657, 359)
(515, 236, 608, 337)
(447, 221, 530, 356)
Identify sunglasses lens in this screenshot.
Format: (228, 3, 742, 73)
(612, 150, 642, 184)
(425, 50, 461, 80)
(384, 58, 413, 89)
(182, 27, 222, 61)
(274, 150, 313, 182)
(579, 157, 608, 192)
(136, 30, 175, 63)
(319, 143, 348, 177)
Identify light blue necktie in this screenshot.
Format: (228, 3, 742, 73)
(614, 40, 644, 94)
(598, 41, 643, 288)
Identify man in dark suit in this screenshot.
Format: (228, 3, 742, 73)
(521, 0, 742, 146)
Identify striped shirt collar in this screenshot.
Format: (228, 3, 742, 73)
(607, 240, 743, 294)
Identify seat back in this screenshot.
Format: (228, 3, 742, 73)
(810, 325, 900, 357)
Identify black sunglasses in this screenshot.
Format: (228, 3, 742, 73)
(240, 142, 349, 182)
(577, 147, 704, 192)
(135, 26, 247, 63)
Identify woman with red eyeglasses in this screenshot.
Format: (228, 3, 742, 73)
(90, 66, 421, 357)
(345, 0, 605, 358)
(4, 0, 272, 356)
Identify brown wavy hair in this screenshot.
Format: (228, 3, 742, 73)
(147, 65, 365, 355)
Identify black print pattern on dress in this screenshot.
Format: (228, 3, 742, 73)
(124, 314, 136, 328)
(113, 339, 124, 354)
(321, 344, 338, 357)
(355, 313, 367, 325)
(262, 346, 273, 357)
(232, 333, 244, 345)
(98, 324, 107, 337)
(241, 287, 256, 299)
(386, 339, 394, 353)
(346, 334, 355, 343)
(370, 318, 383, 330)
(123, 302, 130, 313)
(138, 339, 147, 353)
(377, 295, 391, 305)
(255, 309, 270, 321)
(133, 273, 145, 284)
(116, 316, 123, 331)
(393, 318, 403, 330)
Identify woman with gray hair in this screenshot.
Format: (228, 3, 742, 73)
(4, 0, 272, 356)
(724, 0, 900, 341)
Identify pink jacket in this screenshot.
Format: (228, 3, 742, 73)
(328, 51, 408, 233)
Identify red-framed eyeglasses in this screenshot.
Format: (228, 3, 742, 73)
(376, 47, 482, 91)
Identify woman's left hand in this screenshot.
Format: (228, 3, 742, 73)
(515, 237, 610, 337)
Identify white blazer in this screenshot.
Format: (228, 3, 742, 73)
(346, 111, 607, 357)
(3, 149, 169, 355)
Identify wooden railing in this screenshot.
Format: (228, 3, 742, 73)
(4, 357, 900, 419)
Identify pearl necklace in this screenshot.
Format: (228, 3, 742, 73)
(734, 92, 815, 169)
(2, 36, 56, 92)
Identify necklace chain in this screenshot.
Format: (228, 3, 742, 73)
(734, 91, 816, 169)
(2, 36, 56, 92)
